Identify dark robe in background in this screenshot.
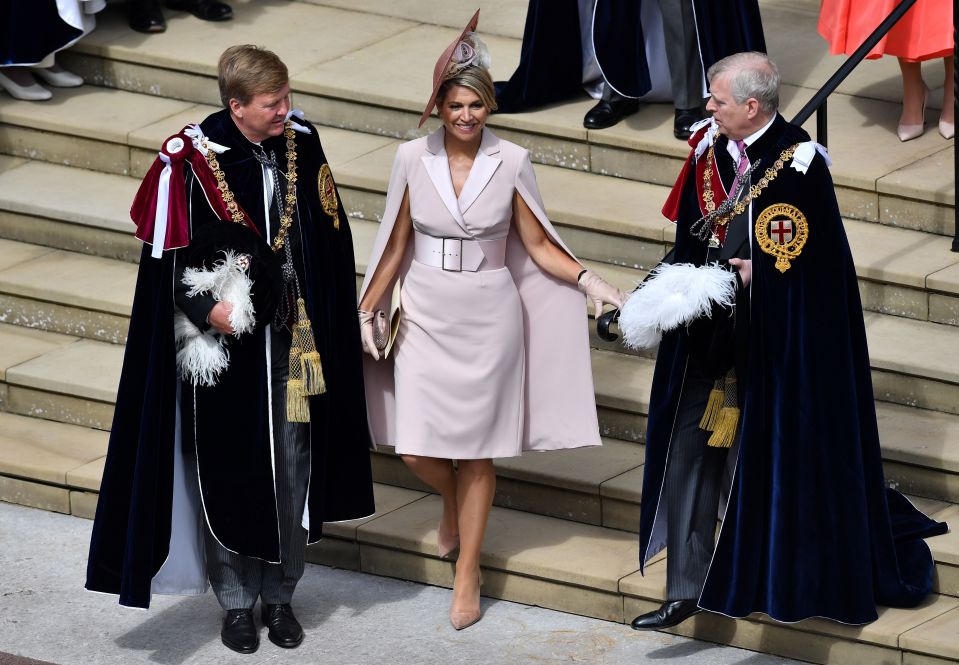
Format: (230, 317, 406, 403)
(495, 0, 767, 113)
(86, 109, 375, 609)
(638, 115, 947, 623)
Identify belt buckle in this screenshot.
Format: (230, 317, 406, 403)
(441, 237, 463, 272)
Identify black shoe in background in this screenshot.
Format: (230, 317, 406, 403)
(673, 107, 705, 140)
(220, 609, 259, 654)
(261, 603, 304, 649)
(167, 0, 233, 21)
(583, 97, 641, 130)
(630, 599, 702, 630)
(127, 0, 166, 32)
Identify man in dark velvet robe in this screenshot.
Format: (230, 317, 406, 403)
(494, 0, 766, 137)
(85, 45, 375, 654)
(631, 52, 946, 630)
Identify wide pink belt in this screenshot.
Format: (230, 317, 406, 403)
(413, 231, 507, 272)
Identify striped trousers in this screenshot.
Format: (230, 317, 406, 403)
(664, 368, 732, 601)
(204, 326, 311, 611)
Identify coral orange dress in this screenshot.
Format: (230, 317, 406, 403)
(818, 0, 952, 61)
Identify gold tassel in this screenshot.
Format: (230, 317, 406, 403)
(699, 385, 725, 431)
(286, 377, 310, 422)
(707, 407, 740, 448)
(291, 298, 326, 396)
(286, 340, 310, 422)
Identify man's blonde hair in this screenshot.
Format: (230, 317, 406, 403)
(218, 45, 289, 108)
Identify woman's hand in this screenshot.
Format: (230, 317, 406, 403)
(578, 270, 626, 318)
(357, 310, 380, 361)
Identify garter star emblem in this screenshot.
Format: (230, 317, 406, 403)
(755, 203, 808, 273)
(318, 163, 339, 228)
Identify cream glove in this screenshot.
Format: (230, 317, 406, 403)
(578, 269, 627, 319)
(357, 309, 380, 361)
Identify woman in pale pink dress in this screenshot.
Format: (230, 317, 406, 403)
(357, 11, 624, 631)
(819, 0, 954, 140)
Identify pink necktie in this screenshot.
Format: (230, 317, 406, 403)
(730, 139, 748, 198)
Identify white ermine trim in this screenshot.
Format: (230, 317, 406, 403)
(619, 263, 737, 350)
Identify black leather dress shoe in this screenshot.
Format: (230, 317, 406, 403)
(630, 599, 702, 630)
(167, 0, 233, 21)
(583, 98, 640, 130)
(221, 609, 259, 654)
(127, 0, 166, 32)
(261, 603, 304, 648)
(673, 107, 704, 140)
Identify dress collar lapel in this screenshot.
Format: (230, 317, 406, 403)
(422, 128, 468, 231)
(458, 129, 502, 215)
(421, 128, 503, 233)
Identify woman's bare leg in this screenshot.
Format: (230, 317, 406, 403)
(450, 458, 496, 627)
(897, 58, 926, 126)
(401, 455, 459, 543)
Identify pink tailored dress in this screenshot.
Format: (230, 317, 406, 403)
(360, 128, 601, 460)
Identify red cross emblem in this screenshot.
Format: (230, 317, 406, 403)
(769, 218, 793, 245)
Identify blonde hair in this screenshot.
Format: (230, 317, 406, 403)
(217, 45, 289, 108)
(437, 66, 498, 113)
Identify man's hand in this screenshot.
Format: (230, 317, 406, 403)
(208, 301, 235, 335)
(728, 258, 752, 288)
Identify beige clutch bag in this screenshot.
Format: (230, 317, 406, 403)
(373, 278, 401, 358)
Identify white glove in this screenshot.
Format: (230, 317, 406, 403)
(358, 309, 380, 361)
(578, 269, 627, 319)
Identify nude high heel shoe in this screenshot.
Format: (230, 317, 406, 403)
(437, 520, 460, 559)
(897, 86, 928, 142)
(449, 569, 482, 630)
(939, 117, 955, 140)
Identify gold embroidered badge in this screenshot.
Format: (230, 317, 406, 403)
(755, 203, 808, 273)
(318, 163, 339, 229)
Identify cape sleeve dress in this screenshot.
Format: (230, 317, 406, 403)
(359, 127, 601, 460)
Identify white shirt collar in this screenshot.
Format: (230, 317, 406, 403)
(726, 112, 778, 161)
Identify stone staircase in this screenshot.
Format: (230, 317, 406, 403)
(0, 1, 957, 663)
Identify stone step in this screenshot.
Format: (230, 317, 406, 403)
(1, 317, 957, 509)
(39, 3, 952, 234)
(303, 483, 959, 665)
(0, 217, 956, 422)
(0, 418, 955, 665)
(1, 118, 957, 328)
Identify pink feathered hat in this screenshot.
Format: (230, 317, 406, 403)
(418, 9, 482, 128)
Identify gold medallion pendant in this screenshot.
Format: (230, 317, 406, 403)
(755, 203, 808, 273)
(318, 163, 339, 228)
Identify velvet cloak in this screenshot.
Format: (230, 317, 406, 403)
(495, 0, 767, 112)
(638, 115, 947, 623)
(86, 109, 375, 609)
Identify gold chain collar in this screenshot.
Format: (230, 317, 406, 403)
(203, 122, 298, 253)
(701, 137, 798, 230)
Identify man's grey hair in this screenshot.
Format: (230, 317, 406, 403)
(707, 52, 780, 114)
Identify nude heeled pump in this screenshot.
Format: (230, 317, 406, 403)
(897, 86, 928, 142)
(449, 569, 482, 630)
(939, 118, 955, 140)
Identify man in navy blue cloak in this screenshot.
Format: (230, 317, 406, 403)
(630, 52, 946, 630)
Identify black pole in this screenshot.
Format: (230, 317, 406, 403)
(791, 0, 919, 128)
(816, 100, 828, 148)
(952, 26, 958, 252)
